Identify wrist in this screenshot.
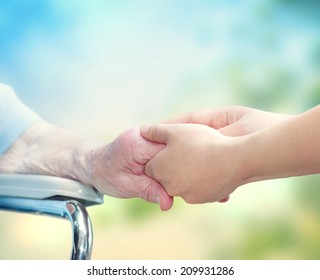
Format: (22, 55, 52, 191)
(207, 134, 252, 191)
(66, 136, 109, 188)
(237, 114, 304, 184)
(228, 135, 254, 187)
(236, 133, 261, 185)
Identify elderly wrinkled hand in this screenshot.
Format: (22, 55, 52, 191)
(90, 127, 173, 210)
(0, 120, 173, 211)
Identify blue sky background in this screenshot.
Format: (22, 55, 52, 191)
(1, 0, 319, 138)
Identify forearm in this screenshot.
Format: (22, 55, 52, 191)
(0, 120, 103, 186)
(242, 105, 320, 183)
(0, 84, 40, 154)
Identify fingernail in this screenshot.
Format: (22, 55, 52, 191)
(156, 195, 161, 204)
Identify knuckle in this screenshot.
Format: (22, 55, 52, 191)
(140, 182, 154, 201)
(182, 193, 209, 204)
(166, 188, 178, 197)
(183, 195, 197, 204)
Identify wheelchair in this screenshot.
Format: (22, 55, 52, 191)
(0, 174, 103, 260)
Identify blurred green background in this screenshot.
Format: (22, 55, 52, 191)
(1, 0, 320, 259)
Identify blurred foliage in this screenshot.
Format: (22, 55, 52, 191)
(294, 175, 320, 215)
(122, 198, 165, 224)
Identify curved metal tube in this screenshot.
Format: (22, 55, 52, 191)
(65, 200, 93, 260)
(0, 197, 93, 260)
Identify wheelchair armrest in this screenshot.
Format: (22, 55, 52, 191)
(0, 174, 103, 206)
(0, 174, 104, 260)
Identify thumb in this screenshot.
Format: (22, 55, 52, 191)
(157, 190, 174, 211)
(218, 122, 242, 136)
(141, 176, 174, 211)
(140, 124, 171, 144)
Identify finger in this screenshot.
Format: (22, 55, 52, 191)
(137, 136, 166, 164)
(138, 140, 165, 164)
(140, 124, 172, 144)
(218, 196, 230, 203)
(218, 123, 243, 136)
(164, 109, 214, 125)
(163, 108, 229, 129)
(140, 176, 174, 211)
(158, 191, 174, 211)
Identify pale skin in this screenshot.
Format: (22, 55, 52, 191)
(140, 105, 320, 204)
(0, 121, 173, 211)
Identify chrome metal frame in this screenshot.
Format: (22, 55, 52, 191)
(0, 197, 93, 260)
(0, 174, 104, 260)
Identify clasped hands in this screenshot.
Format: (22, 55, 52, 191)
(0, 106, 291, 211)
(91, 106, 291, 211)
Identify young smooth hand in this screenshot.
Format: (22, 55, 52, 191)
(140, 123, 244, 204)
(141, 105, 320, 205)
(165, 106, 292, 136)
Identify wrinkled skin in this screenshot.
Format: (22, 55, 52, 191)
(0, 122, 173, 211)
(90, 128, 173, 210)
